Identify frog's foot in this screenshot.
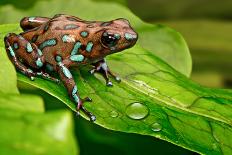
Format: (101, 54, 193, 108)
(23, 69, 36, 81)
(76, 97, 96, 122)
(90, 59, 121, 87)
(36, 71, 60, 84)
(80, 106, 96, 122)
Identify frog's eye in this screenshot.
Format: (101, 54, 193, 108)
(101, 32, 119, 48)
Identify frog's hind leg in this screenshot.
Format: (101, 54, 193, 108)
(20, 16, 50, 31)
(4, 33, 44, 80)
(4, 33, 60, 83)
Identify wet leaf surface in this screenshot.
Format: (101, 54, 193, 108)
(1, 24, 231, 154)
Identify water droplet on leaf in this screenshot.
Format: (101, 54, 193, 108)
(212, 143, 218, 150)
(110, 111, 119, 118)
(126, 102, 149, 120)
(151, 122, 162, 132)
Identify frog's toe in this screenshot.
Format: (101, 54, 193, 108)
(83, 96, 92, 102)
(115, 76, 121, 83)
(106, 81, 113, 87)
(55, 79, 61, 84)
(75, 111, 80, 117)
(89, 69, 96, 74)
(77, 105, 97, 122)
(90, 114, 96, 122)
(30, 76, 35, 81)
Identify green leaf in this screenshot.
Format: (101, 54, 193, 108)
(0, 0, 191, 76)
(16, 42, 232, 154)
(0, 93, 79, 155)
(0, 47, 19, 94)
(0, 24, 21, 94)
(1, 3, 231, 154)
(92, 0, 127, 6)
(0, 93, 44, 113)
(10, 41, 230, 154)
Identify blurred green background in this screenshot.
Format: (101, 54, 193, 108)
(1, 0, 232, 154)
(127, 0, 232, 89)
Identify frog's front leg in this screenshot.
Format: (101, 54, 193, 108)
(90, 59, 121, 86)
(56, 61, 96, 122)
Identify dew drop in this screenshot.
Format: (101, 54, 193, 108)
(125, 102, 149, 120)
(110, 111, 119, 118)
(151, 122, 162, 132)
(212, 143, 218, 150)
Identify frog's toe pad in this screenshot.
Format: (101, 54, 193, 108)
(30, 76, 35, 81)
(83, 97, 92, 102)
(75, 111, 80, 117)
(90, 114, 96, 122)
(106, 81, 113, 87)
(55, 79, 61, 84)
(89, 69, 95, 74)
(115, 76, 121, 82)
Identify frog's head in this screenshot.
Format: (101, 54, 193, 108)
(98, 18, 138, 55)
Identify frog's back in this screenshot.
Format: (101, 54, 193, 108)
(19, 14, 138, 68)
(20, 14, 97, 66)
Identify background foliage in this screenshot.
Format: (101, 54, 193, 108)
(0, 0, 231, 155)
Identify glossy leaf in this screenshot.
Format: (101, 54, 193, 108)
(16, 43, 232, 154)
(0, 44, 19, 94)
(0, 93, 78, 155)
(0, 0, 191, 76)
(0, 24, 21, 94)
(1, 23, 231, 154)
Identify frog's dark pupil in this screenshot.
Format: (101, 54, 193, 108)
(101, 34, 118, 47)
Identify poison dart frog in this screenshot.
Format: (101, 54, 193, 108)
(4, 14, 138, 121)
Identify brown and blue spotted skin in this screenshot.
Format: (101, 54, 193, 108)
(4, 14, 138, 121)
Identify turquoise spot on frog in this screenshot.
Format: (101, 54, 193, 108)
(59, 62, 72, 79)
(28, 17, 36, 22)
(62, 34, 75, 43)
(39, 39, 57, 50)
(72, 85, 80, 103)
(71, 41, 82, 55)
(124, 33, 137, 41)
(80, 31, 88, 37)
(72, 85, 78, 95)
(70, 55, 84, 62)
(13, 42, 19, 49)
(26, 43, 33, 53)
(8, 46, 15, 57)
(86, 42, 93, 52)
(27, 69, 33, 74)
(55, 55, 62, 62)
(64, 24, 79, 30)
(73, 94, 80, 103)
(35, 58, 43, 68)
(37, 49, 43, 56)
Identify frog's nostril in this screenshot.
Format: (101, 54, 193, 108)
(124, 32, 137, 41)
